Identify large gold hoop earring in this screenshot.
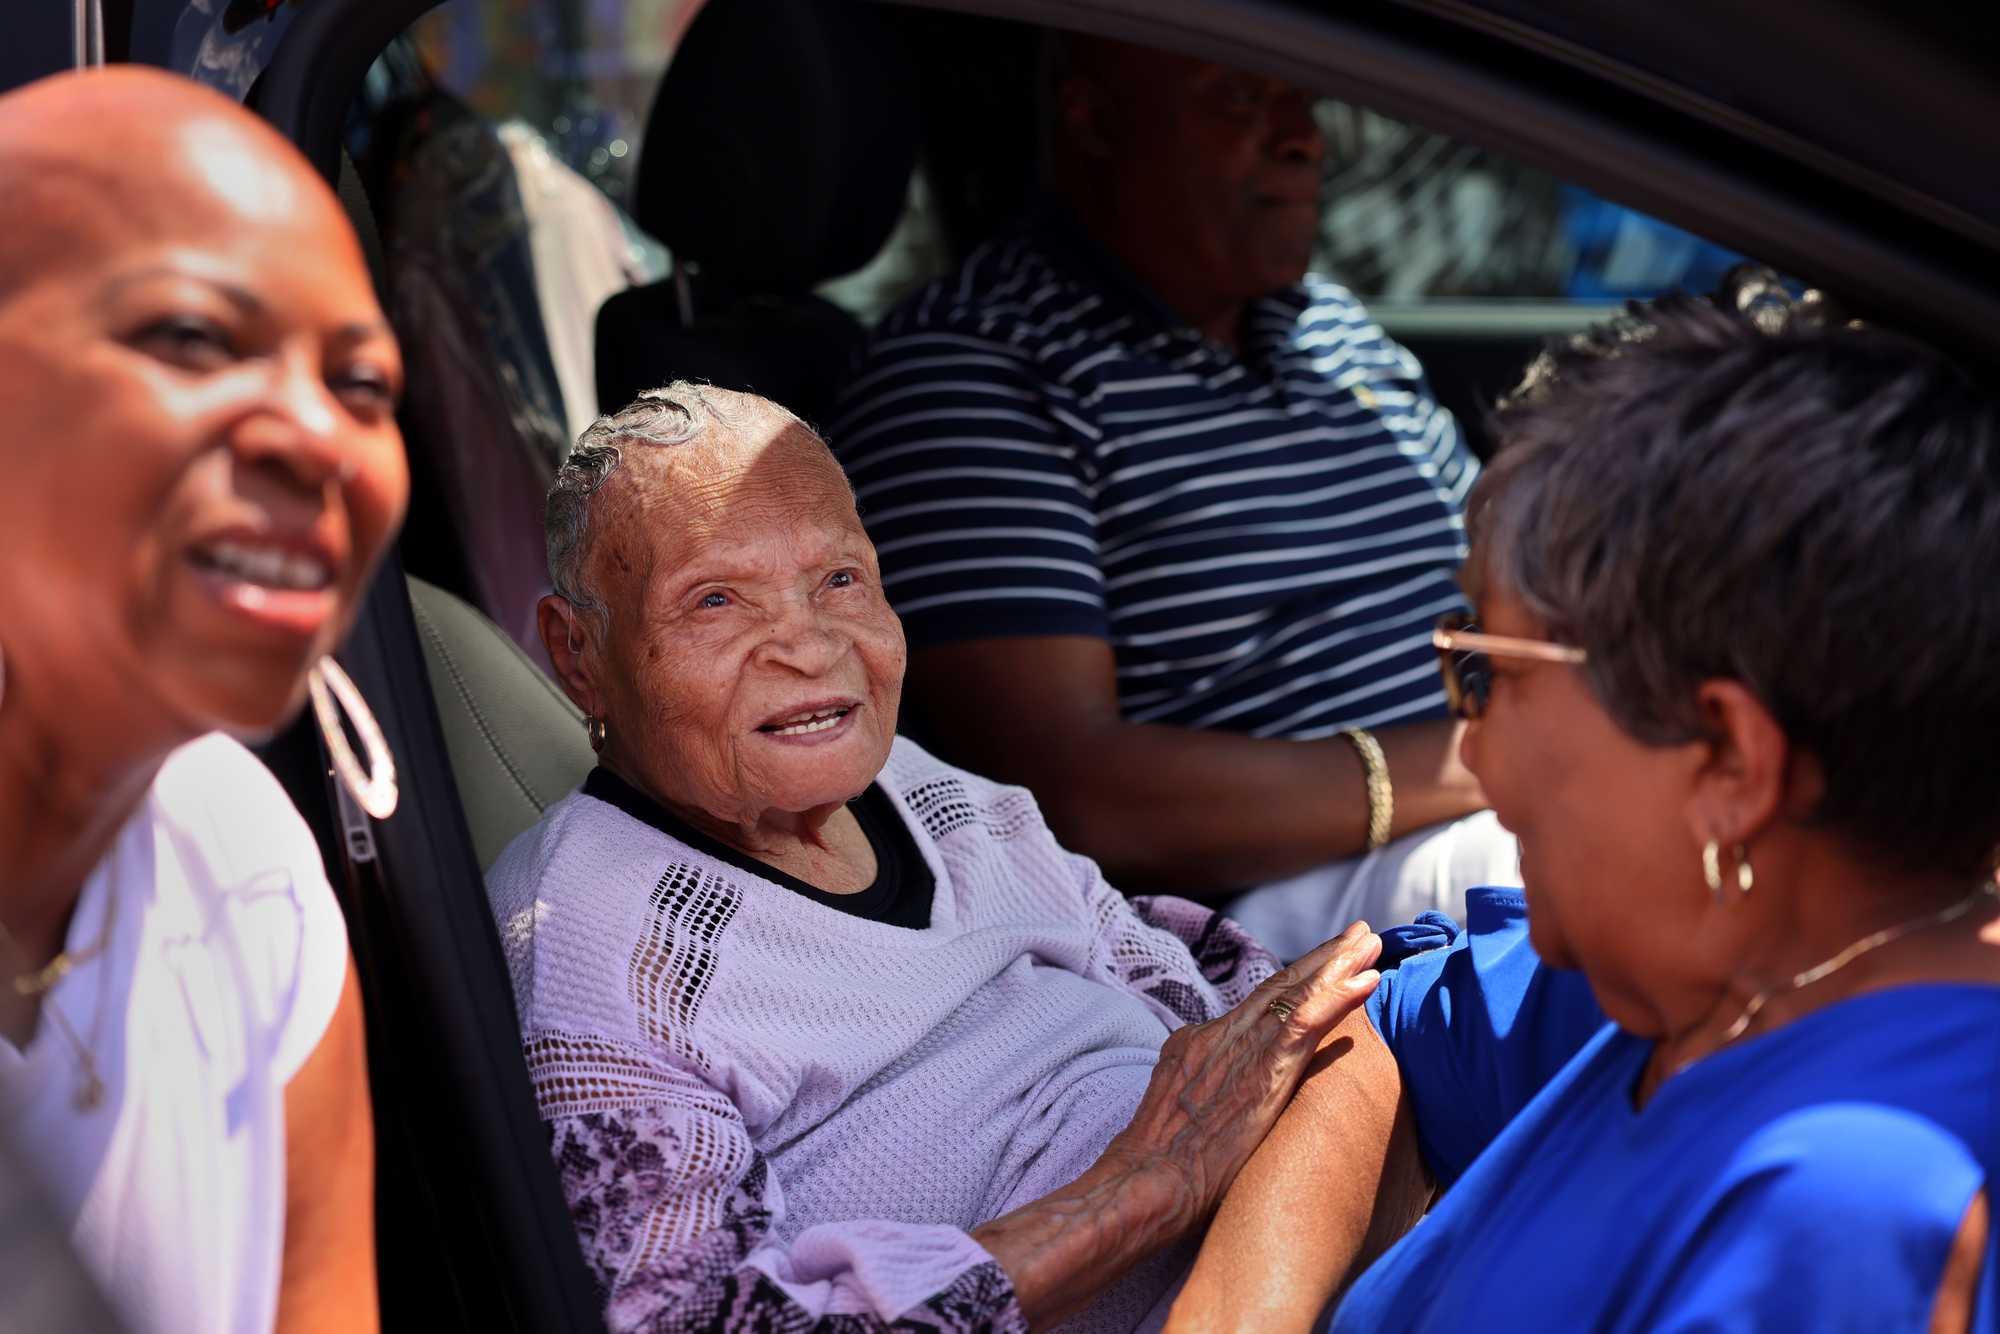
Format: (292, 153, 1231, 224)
(308, 656, 399, 820)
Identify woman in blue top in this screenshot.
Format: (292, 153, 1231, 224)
(1169, 278, 2000, 1331)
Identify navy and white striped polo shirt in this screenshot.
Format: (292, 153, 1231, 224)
(829, 211, 1476, 741)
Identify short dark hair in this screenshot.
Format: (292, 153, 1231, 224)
(1470, 278, 2000, 880)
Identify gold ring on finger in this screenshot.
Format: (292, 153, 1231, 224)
(1265, 997, 1296, 1023)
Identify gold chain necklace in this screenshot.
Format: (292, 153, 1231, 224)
(0, 899, 115, 1111)
(1673, 882, 1998, 1077)
(29, 991, 105, 1111)
(7, 922, 112, 997)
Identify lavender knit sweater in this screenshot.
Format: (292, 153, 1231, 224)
(487, 737, 1276, 1333)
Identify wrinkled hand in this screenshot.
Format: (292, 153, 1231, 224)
(1105, 921, 1383, 1240)
(967, 923, 1384, 1329)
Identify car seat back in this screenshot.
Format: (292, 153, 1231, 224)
(593, 0, 921, 426)
(409, 576, 595, 870)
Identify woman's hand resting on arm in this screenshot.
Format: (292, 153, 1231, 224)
(971, 921, 1384, 1328)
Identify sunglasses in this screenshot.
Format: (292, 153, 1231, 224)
(1432, 612, 1587, 720)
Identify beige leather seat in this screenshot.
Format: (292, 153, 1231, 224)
(408, 577, 595, 870)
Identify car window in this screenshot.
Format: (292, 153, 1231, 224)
(391, 5, 1747, 330)
(812, 87, 1756, 329)
(402, 0, 691, 209)
(1314, 100, 1747, 305)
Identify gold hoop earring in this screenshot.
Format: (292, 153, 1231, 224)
(308, 656, 399, 820)
(1733, 843, 1754, 895)
(585, 715, 607, 752)
(1701, 839, 1724, 900)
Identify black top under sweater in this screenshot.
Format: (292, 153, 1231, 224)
(582, 767, 936, 929)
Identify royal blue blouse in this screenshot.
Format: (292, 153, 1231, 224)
(1336, 887, 2000, 1332)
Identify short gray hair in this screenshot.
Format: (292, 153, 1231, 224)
(1472, 277, 2000, 879)
(545, 383, 716, 630)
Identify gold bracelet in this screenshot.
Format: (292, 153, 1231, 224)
(1338, 728, 1394, 851)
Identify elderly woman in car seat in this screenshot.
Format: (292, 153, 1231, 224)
(488, 383, 1425, 1332)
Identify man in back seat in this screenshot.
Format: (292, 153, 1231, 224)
(829, 36, 1515, 957)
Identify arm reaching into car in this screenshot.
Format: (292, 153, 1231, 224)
(1166, 1016, 1431, 1333)
(907, 636, 1487, 896)
(978, 923, 1383, 1327)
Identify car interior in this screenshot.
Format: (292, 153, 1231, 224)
(10, 0, 1998, 1329)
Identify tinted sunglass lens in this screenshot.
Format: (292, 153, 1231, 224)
(1435, 615, 1485, 719)
(1459, 653, 1492, 715)
(1442, 649, 1491, 719)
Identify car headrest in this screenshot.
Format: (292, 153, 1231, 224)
(409, 576, 595, 872)
(632, 0, 921, 293)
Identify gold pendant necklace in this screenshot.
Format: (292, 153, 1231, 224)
(4, 884, 116, 998)
(1675, 882, 1997, 1076)
(1, 893, 117, 1111)
(35, 996, 104, 1111)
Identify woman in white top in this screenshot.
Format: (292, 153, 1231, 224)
(0, 68, 407, 1333)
